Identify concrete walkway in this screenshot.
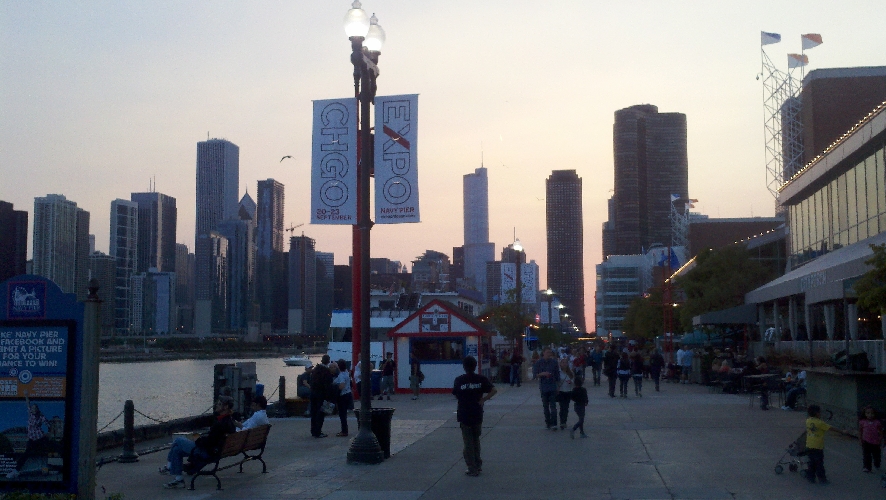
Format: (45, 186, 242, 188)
(94, 379, 884, 499)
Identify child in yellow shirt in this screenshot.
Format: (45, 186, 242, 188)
(805, 404, 839, 484)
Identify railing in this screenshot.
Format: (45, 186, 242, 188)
(749, 340, 885, 373)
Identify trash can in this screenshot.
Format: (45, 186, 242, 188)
(355, 407, 396, 459)
(370, 369, 382, 396)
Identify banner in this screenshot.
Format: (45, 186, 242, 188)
(374, 94, 420, 223)
(311, 98, 358, 224)
(500, 263, 536, 304)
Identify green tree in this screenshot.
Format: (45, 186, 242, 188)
(854, 243, 886, 337)
(481, 292, 533, 350)
(622, 287, 666, 339)
(675, 245, 774, 331)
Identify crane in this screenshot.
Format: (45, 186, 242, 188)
(286, 223, 304, 234)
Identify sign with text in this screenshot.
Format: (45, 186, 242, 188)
(374, 94, 419, 224)
(311, 98, 358, 225)
(500, 264, 537, 304)
(0, 320, 74, 485)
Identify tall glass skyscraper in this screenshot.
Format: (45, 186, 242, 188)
(131, 192, 177, 273)
(110, 199, 139, 334)
(463, 167, 495, 299)
(33, 194, 90, 300)
(256, 179, 286, 328)
(546, 170, 585, 332)
(195, 138, 239, 335)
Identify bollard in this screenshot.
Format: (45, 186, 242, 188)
(117, 400, 139, 463)
(276, 376, 288, 417)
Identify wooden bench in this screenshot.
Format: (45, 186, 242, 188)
(188, 424, 271, 490)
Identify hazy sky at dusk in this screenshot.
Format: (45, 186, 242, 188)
(2, 1, 885, 327)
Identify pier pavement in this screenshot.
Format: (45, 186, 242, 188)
(94, 380, 883, 499)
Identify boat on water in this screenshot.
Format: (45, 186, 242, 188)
(283, 354, 313, 367)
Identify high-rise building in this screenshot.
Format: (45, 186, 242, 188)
(546, 170, 586, 332)
(607, 105, 688, 257)
(110, 199, 139, 334)
(32, 194, 90, 299)
(256, 179, 286, 328)
(195, 138, 239, 334)
(0, 200, 28, 283)
(131, 269, 176, 334)
(462, 167, 495, 298)
(217, 193, 256, 332)
(315, 251, 335, 337)
(88, 251, 116, 336)
(288, 235, 316, 335)
(174, 243, 195, 333)
(131, 192, 177, 273)
(412, 250, 451, 292)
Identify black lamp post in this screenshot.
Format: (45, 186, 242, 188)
(344, 0, 385, 465)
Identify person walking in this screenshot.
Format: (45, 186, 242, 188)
(678, 345, 694, 384)
(452, 356, 497, 477)
(556, 358, 575, 430)
(310, 354, 334, 438)
(379, 352, 396, 400)
(510, 351, 524, 387)
(333, 359, 353, 437)
(616, 352, 632, 398)
(532, 347, 560, 430)
(409, 351, 423, 400)
(630, 352, 644, 397)
(570, 376, 588, 439)
(603, 344, 620, 398)
(649, 348, 664, 392)
(588, 345, 603, 386)
(859, 406, 883, 473)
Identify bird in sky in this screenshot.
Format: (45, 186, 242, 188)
(280, 156, 292, 162)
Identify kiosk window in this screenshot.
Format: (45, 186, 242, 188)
(411, 338, 464, 362)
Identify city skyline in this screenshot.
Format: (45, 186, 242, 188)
(2, 1, 885, 327)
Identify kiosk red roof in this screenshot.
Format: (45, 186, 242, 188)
(387, 299, 491, 337)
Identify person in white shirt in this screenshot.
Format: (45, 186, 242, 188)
(236, 396, 269, 431)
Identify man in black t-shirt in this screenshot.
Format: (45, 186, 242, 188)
(452, 356, 497, 477)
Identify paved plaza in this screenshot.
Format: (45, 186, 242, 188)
(95, 379, 883, 499)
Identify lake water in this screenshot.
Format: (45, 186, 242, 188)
(97, 355, 321, 431)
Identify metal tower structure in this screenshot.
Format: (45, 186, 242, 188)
(669, 195, 694, 250)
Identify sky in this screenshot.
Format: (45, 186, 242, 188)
(2, 1, 885, 330)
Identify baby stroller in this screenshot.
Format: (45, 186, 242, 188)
(774, 431, 808, 475)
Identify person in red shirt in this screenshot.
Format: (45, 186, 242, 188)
(859, 406, 883, 473)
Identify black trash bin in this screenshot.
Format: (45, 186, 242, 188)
(370, 369, 382, 396)
(355, 407, 396, 458)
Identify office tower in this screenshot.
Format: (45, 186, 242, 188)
(546, 170, 586, 332)
(288, 235, 316, 335)
(463, 167, 495, 298)
(333, 265, 352, 310)
(609, 105, 688, 256)
(175, 243, 196, 333)
(411, 250, 451, 292)
(0, 200, 28, 283)
(256, 179, 286, 329)
(195, 139, 239, 334)
(130, 269, 176, 334)
(110, 199, 139, 334)
(316, 251, 334, 337)
(217, 193, 257, 332)
(32, 194, 90, 299)
(131, 192, 177, 273)
(88, 251, 117, 336)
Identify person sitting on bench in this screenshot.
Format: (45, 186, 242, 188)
(236, 396, 269, 431)
(160, 396, 236, 489)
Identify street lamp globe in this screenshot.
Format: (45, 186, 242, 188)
(364, 13, 385, 52)
(344, 0, 370, 38)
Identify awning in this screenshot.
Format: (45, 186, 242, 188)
(692, 304, 757, 326)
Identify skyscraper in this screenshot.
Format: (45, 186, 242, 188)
(32, 194, 90, 299)
(288, 235, 316, 335)
(110, 199, 139, 334)
(607, 105, 688, 257)
(88, 251, 116, 336)
(174, 243, 195, 333)
(217, 193, 256, 332)
(462, 167, 495, 299)
(195, 138, 239, 334)
(131, 192, 177, 273)
(546, 170, 585, 332)
(0, 200, 28, 283)
(256, 179, 286, 328)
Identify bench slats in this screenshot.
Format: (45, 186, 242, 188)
(189, 424, 272, 491)
(243, 425, 270, 451)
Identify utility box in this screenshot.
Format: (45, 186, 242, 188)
(213, 362, 258, 417)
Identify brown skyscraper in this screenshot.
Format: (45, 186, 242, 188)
(546, 170, 585, 332)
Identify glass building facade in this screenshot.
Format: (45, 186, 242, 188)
(789, 141, 886, 264)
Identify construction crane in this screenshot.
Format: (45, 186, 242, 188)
(286, 223, 304, 234)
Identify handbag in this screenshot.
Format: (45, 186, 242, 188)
(321, 400, 336, 415)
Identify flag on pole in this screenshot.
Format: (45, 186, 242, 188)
(761, 31, 781, 45)
(788, 54, 809, 69)
(801, 33, 823, 50)
(671, 193, 681, 203)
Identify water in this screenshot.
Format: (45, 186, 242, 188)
(97, 355, 321, 431)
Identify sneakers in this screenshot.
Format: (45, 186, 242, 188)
(336, 432, 348, 437)
(158, 465, 170, 475)
(465, 469, 480, 477)
(781, 406, 792, 410)
(411, 396, 418, 400)
(863, 468, 872, 473)
(580, 433, 588, 438)
(163, 478, 185, 489)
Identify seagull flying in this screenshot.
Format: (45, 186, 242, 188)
(280, 156, 292, 162)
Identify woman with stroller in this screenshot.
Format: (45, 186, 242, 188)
(616, 352, 632, 398)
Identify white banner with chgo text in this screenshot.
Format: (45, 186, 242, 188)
(311, 98, 358, 225)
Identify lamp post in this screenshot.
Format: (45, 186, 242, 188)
(345, 0, 385, 465)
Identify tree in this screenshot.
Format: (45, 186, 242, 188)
(675, 245, 774, 332)
(621, 287, 666, 339)
(480, 290, 533, 351)
(854, 243, 886, 338)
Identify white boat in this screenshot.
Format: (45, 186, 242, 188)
(283, 354, 313, 367)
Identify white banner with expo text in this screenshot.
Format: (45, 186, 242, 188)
(311, 98, 358, 225)
(374, 94, 419, 223)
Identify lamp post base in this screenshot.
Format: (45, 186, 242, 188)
(346, 427, 384, 464)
